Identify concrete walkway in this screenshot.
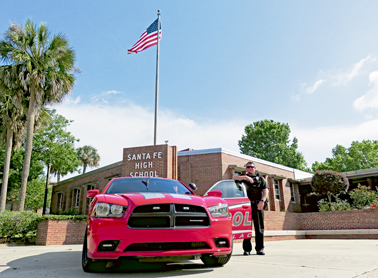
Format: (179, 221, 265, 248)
(0, 239, 377, 277)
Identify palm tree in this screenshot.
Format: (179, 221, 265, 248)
(77, 145, 100, 173)
(0, 66, 27, 211)
(0, 19, 76, 211)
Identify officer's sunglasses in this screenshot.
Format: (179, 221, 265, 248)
(246, 166, 255, 169)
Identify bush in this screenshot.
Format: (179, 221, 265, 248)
(0, 211, 88, 242)
(316, 184, 378, 212)
(35, 214, 88, 221)
(318, 194, 352, 212)
(349, 184, 378, 210)
(0, 211, 40, 239)
(60, 208, 82, 215)
(311, 170, 349, 208)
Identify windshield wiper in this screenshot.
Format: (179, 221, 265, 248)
(140, 179, 149, 191)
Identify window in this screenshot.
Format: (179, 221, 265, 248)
(73, 189, 81, 208)
(274, 180, 281, 200)
(289, 183, 296, 202)
(58, 193, 64, 211)
(208, 180, 245, 198)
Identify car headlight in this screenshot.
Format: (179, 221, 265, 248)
(208, 203, 229, 218)
(92, 203, 127, 218)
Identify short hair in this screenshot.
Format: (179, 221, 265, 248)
(245, 162, 255, 167)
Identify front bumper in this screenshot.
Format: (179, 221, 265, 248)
(87, 217, 232, 260)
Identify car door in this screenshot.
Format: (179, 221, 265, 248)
(205, 180, 252, 240)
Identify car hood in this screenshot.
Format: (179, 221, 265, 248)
(96, 192, 225, 208)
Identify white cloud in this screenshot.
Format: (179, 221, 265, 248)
(306, 79, 325, 94)
(353, 71, 378, 111)
(298, 55, 375, 99)
(290, 92, 301, 102)
(52, 98, 244, 172)
(292, 118, 378, 166)
(105, 90, 121, 95)
(51, 97, 378, 179)
(64, 96, 81, 105)
(332, 55, 373, 86)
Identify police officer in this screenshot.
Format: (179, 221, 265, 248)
(233, 162, 269, 255)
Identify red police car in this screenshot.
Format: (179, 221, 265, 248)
(205, 180, 253, 241)
(82, 177, 233, 272)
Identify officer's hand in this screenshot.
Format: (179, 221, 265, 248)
(257, 201, 264, 210)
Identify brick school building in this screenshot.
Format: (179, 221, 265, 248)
(50, 144, 312, 215)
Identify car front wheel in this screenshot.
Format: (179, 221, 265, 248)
(200, 253, 232, 266)
(82, 231, 107, 272)
(201, 240, 233, 267)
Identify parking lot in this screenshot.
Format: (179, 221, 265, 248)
(1, 239, 377, 278)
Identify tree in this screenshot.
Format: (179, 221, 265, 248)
(0, 66, 28, 211)
(7, 178, 51, 211)
(0, 144, 45, 210)
(0, 19, 76, 210)
(238, 119, 309, 171)
(33, 110, 81, 214)
(311, 170, 349, 208)
(312, 140, 378, 172)
(77, 145, 100, 173)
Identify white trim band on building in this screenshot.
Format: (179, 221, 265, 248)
(252, 229, 378, 237)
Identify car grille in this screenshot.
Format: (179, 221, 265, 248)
(128, 203, 210, 228)
(124, 241, 211, 252)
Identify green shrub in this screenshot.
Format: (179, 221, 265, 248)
(0, 211, 88, 243)
(35, 214, 88, 221)
(317, 194, 352, 212)
(311, 170, 349, 198)
(0, 211, 40, 238)
(311, 170, 349, 210)
(60, 208, 82, 215)
(349, 184, 378, 209)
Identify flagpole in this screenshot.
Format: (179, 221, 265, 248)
(154, 10, 161, 145)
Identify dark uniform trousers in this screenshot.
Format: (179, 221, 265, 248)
(243, 201, 264, 253)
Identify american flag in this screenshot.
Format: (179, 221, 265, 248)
(128, 19, 162, 54)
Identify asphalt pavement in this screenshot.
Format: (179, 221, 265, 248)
(0, 239, 377, 278)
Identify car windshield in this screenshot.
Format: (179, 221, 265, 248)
(105, 178, 193, 195)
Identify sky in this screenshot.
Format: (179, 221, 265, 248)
(2, 1, 378, 179)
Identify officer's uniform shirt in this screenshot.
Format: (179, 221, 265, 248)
(243, 173, 269, 202)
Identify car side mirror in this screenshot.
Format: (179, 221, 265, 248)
(87, 189, 99, 198)
(188, 183, 197, 191)
(207, 190, 222, 198)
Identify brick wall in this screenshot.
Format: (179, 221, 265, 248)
(36, 220, 87, 245)
(37, 209, 378, 245)
(178, 152, 224, 196)
(298, 208, 378, 230)
(265, 211, 299, 230)
(265, 209, 378, 231)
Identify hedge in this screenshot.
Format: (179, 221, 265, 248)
(0, 211, 87, 241)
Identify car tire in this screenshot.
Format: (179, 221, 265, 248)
(82, 231, 107, 273)
(201, 240, 233, 266)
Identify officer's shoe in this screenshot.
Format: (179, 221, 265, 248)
(243, 251, 251, 256)
(256, 251, 265, 255)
